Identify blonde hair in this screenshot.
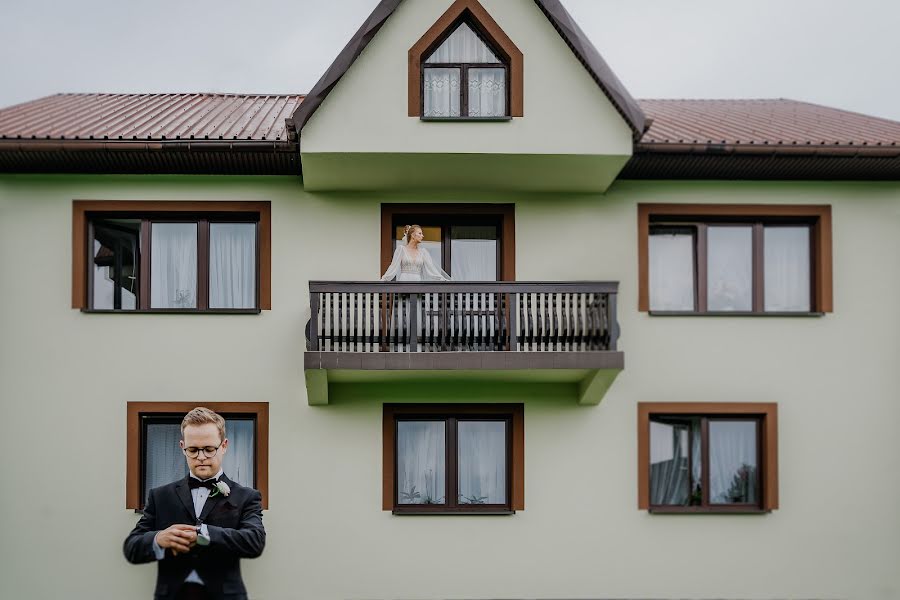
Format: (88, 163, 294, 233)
(405, 224, 422, 240)
(181, 407, 226, 442)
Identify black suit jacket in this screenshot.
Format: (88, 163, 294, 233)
(123, 475, 265, 600)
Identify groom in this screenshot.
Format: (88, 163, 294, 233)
(124, 407, 266, 600)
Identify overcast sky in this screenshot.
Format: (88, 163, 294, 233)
(1, 0, 898, 121)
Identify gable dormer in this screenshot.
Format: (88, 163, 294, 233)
(295, 0, 645, 193)
(408, 1, 523, 119)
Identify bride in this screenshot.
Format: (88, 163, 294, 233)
(381, 225, 451, 281)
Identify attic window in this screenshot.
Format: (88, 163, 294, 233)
(423, 22, 507, 118)
(409, 0, 523, 119)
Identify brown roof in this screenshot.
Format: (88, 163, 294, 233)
(1, 94, 899, 179)
(639, 99, 900, 148)
(0, 93, 303, 141)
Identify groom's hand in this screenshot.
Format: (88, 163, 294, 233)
(155, 524, 198, 555)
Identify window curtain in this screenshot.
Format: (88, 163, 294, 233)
(649, 231, 695, 311)
(151, 223, 197, 309)
(209, 223, 256, 309)
(764, 226, 810, 312)
(450, 226, 497, 281)
(397, 421, 446, 504)
(709, 421, 758, 504)
(144, 419, 255, 505)
(457, 421, 506, 504)
(468, 68, 506, 117)
(707, 226, 753, 311)
(423, 68, 461, 117)
(425, 22, 500, 63)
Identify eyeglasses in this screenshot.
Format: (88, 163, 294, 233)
(183, 445, 222, 458)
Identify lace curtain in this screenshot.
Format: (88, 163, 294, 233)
(764, 226, 810, 311)
(649, 230, 695, 311)
(457, 421, 506, 504)
(150, 223, 198, 309)
(425, 22, 500, 63)
(397, 421, 446, 504)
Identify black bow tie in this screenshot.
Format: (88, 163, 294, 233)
(188, 477, 219, 490)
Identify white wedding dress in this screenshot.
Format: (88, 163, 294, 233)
(381, 244, 451, 281)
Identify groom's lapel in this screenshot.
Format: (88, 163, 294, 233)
(198, 475, 232, 523)
(174, 477, 196, 521)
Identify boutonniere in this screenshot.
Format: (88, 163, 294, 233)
(210, 480, 231, 498)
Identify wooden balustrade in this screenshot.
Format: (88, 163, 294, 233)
(306, 282, 619, 354)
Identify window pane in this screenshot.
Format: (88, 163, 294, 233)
(397, 421, 446, 505)
(649, 418, 701, 506)
(450, 226, 498, 281)
(425, 22, 501, 63)
(707, 226, 753, 311)
(144, 422, 188, 505)
(222, 418, 255, 488)
(764, 226, 811, 312)
(468, 68, 506, 117)
(209, 223, 257, 309)
(423, 68, 461, 118)
(144, 418, 255, 505)
(151, 223, 198, 309)
(91, 219, 140, 310)
(457, 420, 506, 505)
(709, 420, 758, 505)
(649, 228, 695, 311)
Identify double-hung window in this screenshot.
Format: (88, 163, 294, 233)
(74, 201, 271, 312)
(639, 204, 832, 314)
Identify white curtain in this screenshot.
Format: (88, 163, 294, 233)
(423, 68, 461, 117)
(709, 421, 758, 504)
(649, 231, 695, 311)
(144, 419, 255, 505)
(397, 421, 446, 504)
(764, 226, 810, 312)
(151, 223, 197, 309)
(468, 68, 506, 117)
(707, 226, 753, 311)
(457, 421, 506, 505)
(451, 226, 497, 281)
(222, 419, 255, 487)
(425, 22, 500, 63)
(210, 223, 257, 309)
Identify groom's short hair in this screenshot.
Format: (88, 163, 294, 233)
(181, 407, 226, 441)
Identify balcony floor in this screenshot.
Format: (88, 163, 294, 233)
(304, 351, 623, 406)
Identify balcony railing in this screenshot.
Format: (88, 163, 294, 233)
(306, 282, 619, 354)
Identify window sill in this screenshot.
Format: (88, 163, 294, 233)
(82, 309, 261, 315)
(392, 509, 515, 516)
(649, 506, 769, 515)
(420, 117, 513, 123)
(648, 311, 824, 317)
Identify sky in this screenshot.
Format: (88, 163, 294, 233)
(1, 0, 898, 122)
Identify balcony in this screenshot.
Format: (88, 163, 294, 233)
(304, 282, 623, 406)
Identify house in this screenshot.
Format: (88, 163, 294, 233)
(1, 0, 899, 598)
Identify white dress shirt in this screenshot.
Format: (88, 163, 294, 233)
(151, 469, 223, 586)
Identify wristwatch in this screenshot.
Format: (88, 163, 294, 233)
(195, 525, 211, 547)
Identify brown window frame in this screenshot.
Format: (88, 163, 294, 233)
(73, 201, 272, 312)
(381, 203, 516, 280)
(409, 0, 524, 119)
(637, 204, 833, 315)
(383, 403, 524, 514)
(637, 402, 778, 513)
(126, 402, 269, 510)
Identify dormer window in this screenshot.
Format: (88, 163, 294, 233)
(422, 22, 507, 119)
(409, 0, 523, 120)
